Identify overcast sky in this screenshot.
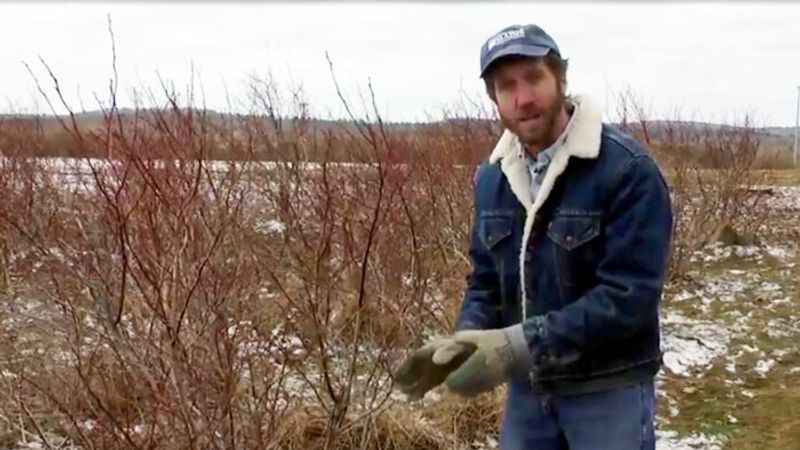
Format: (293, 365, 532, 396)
(2, 2, 799, 126)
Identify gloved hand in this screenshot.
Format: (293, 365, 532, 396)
(437, 325, 532, 397)
(393, 337, 476, 400)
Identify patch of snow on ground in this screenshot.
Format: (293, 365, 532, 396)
(754, 358, 776, 377)
(661, 312, 731, 376)
(656, 430, 723, 450)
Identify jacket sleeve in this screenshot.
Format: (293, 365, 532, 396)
(519, 155, 673, 367)
(455, 165, 503, 332)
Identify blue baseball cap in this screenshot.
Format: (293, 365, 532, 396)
(479, 24, 561, 78)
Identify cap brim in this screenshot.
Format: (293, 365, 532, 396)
(480, 44, 551, 77)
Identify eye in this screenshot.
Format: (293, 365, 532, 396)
(496, 78, 514, 92)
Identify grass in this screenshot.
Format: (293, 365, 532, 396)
(760, 168, 800, 186)
(661, 237, 800, 448)
(661, 168, 800, 188)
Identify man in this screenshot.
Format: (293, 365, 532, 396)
(394, 24, 673, 449)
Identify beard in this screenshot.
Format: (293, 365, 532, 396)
(500, 90, 567, 153)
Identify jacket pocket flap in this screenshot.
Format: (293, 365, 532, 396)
(547, 215, 600, 251)
(480, 215, 513, 250)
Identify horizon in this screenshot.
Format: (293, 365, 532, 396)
(3, 108, 795, 132)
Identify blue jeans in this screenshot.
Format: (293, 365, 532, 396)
(500, 379, 656, 450)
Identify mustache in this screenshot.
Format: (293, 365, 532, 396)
(517, 95, 566, 121)
(516, 110, 544, 120)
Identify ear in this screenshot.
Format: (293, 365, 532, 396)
(484, 78, 497, 104)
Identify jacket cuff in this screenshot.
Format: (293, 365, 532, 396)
(502, 324, 534, 378)
(523, 314, 581, 368)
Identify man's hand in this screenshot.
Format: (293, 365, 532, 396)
(393, 337, 476, 401)
(438, 325, 531, 397)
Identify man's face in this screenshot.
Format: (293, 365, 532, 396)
(490, 56, 566, 151)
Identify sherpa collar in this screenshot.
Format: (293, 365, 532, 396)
(487, 95, 603, 321)
(487, 94, 603, 211)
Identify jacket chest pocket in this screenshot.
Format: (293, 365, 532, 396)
(546, 212, 602, 294)
(478, 212, 522, 283)
(479, 214, 515, 251)
(479, 212, 520, 325)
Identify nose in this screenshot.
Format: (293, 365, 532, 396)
(515, 82, 538, 111)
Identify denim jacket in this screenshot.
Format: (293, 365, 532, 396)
(456, 95, 673, 395)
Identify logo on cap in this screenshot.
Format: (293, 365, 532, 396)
(487, 28, 525, 51)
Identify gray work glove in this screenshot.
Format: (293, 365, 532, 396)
(393, 337, 476, 400)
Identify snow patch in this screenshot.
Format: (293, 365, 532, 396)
(754, 358, 775, 377)
(656, 430, 723, 450)
(661, 313, 730, 376)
